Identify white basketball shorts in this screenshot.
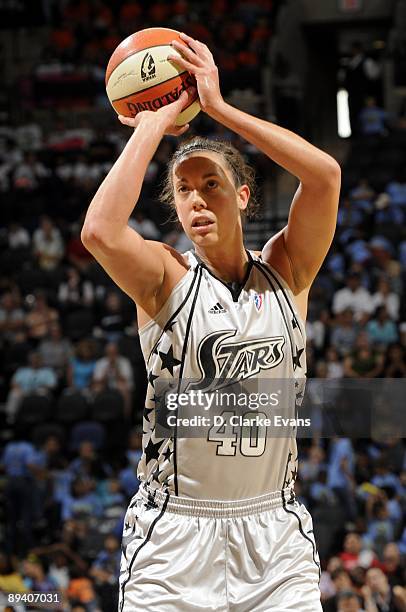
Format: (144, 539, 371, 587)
(119, 485, 322, 611)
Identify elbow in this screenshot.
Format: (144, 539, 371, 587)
(81, 222, 98, 251)
(81, 221, 114, 253)
(323, 157, 341, 189)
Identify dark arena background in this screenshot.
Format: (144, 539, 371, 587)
(0, 1, 405, 610)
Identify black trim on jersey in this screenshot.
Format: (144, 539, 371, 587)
(281, 490, 321, 579)
(193, 249, 254, 302)
(120, 492, 169, 611)
(147, 266, 200, 364)
(260, 262, 305, 343)
(173, 265, 203, 496)
(282, 450, 293, 488)
(253, 262, 296, 368)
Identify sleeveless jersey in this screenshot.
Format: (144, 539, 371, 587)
(137, 250, 306, 500)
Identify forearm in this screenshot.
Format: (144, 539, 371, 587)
(82, 115, 166, 244)
(209, 101, 339, 186)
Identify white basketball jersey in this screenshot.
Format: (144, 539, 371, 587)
(137, 250, 306, 500)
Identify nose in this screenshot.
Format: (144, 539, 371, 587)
(191, 190, 207, 210)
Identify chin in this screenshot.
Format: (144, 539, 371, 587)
(192, 232, 219, 247)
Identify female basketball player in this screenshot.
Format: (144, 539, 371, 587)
(82, 33, 340, 612)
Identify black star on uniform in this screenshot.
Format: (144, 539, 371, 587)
(144, 437, 162, 464)
(148, 371, 159, 387)
(143, 407, 151, 423)
(124, 521, 131, 530)
(295, 380, 299, 388)
(292, 317, 298, 329)
(293, 347, 304, 370)
(165, 320, 177, 332)
(152, 467, 161, 483)
(159, 345, 181, 375)
(144, 491, 158, 511)
(162, 446, 172, 462)
(290, 467, 298, 481)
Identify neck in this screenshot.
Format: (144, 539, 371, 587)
(195, 236, 249, 284)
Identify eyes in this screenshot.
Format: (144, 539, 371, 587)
(176, 179, 219, 193)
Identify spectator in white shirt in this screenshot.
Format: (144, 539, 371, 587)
(93, 342, 134, 420)
(13, 152, 49, 191)
(371, 277, 399, 321)
(325, 347, 344, 379)
(33, 216, 64, 271)
(332, 273, 373, 322)
(7, 223, 30, 250)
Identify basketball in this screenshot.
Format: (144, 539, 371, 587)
(105, 27, 201, 126)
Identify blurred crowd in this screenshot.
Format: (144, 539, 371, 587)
(15, 0, 279, 116)
(0, 1, 405, 611)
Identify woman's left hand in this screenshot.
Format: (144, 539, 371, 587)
(168, 33, 223, 116)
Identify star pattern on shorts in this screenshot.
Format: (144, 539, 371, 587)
(152, 466, 161, 483)
(292, 317, 298, 329)
(159, 345, 181, 375)
(162, 446, 173, 462)
(143, 406, 152, 423)
(144, 490, 159, 511)
(144, 437, 162, 465)
(148, 371, 159, 387)
(293, 347, 304, 370)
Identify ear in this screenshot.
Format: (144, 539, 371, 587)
(237, 184, 250, 211)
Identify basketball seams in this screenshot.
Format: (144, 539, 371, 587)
(107, 43, 182, 85)
(111, 70, 188, 102)
(105, 27, 200, 126)
(106, 27, 184, 81)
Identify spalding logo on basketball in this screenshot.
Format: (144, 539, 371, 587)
(105, 27, 201, 126)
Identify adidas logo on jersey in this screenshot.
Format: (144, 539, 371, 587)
(208, 302, 227, 314)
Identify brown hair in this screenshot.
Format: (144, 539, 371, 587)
(159, 136, 259, 219)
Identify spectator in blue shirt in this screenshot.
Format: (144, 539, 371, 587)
(5, 351, 57, 423)
(90, 534, 120, 611)
(2, 439, 43, 554)
(60, 477, 103, 521)
(327, 438, 356, 519)
(66, 339, 97, 392)
(349, 178, 375, 212)
(358, 97, 388, 136)
(366, 306, 398, 349)
(386, 172, 406, 207)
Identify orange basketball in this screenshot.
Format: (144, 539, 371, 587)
(105, 27, 200, 126)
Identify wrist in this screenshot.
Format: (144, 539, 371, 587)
(135, 111, 167, 135)
(205, 98, 229, 121)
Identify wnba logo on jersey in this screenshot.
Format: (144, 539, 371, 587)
(188, 330, 285, 392)
(253, 293, 263, 311)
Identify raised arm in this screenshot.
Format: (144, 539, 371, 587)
(170, 34, 341, 294)
(81, 90, 192, 311)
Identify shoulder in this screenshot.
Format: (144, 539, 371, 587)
(144, 240, 190, 275)
(259, 230, 298, 295)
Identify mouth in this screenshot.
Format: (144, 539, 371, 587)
(191, 218, 215, 235)
(192, 220, 213, 228)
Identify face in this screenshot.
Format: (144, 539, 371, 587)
(173, 152, 249, 247)
(338, 596, 360, 612)
(366, 568, 387, 592)
(344, 533, 361, 554)
(106, 343, 118, 359)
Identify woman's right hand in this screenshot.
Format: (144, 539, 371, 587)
(118, 87, 195, 136)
